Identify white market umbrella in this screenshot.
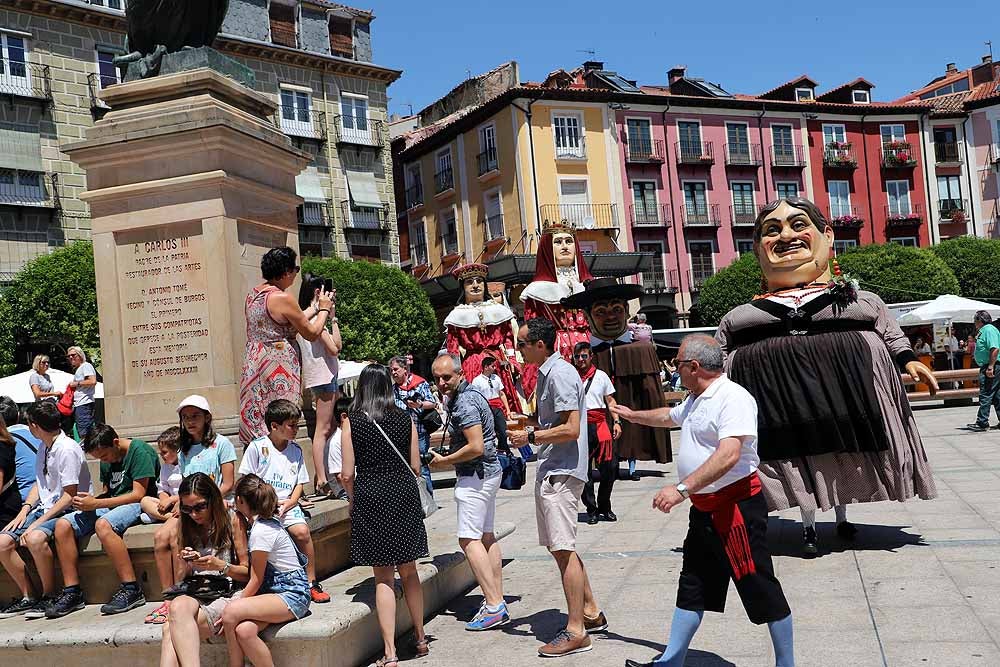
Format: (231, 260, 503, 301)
(0, 368, 105, 404)
(336, 360, 370, 383)
(897, 295, 1000, 326)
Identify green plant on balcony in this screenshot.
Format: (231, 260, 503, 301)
(827, 141, 851, 150)
(883, 141, 916, 167)
(948, 209, 967, 223)
(887, 211, 920, 223)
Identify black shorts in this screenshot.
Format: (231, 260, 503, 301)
(675, 491, 790, 625)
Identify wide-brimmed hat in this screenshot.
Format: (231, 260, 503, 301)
(561, 277, 644, 310)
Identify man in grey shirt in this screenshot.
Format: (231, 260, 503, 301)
(511, 318, 607, 657)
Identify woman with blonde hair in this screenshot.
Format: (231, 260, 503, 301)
(28, 355, 60, 402)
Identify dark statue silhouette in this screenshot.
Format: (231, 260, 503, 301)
(114, 0, 230, 79)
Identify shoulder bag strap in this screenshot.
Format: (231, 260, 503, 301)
(10, 432, 38, 454)
(363, 411, 421, 478)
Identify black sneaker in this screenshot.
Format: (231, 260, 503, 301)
(836, 521, 859, 541)
(0, 596, 38, 619)
(23, 595, 57, 619)
(599, 511, 618, 522)
(966, 423, 989, 432)
(803, 527, 818, 558)
(100, 584, 145, 615)
(586, 512, 599, 525)
(44, 587, 85, 619)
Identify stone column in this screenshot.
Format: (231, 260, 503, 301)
(63, 68, 311, 438)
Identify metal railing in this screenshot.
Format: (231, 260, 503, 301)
(297, 201, 332, 226)
(823, 143, 858, 169)
(627, 139, 666, 163)
(688, 269, 716, 291)
(0, 58, 52, 102)
(0, 172, 58, 208)
(555, 134, 586, 159)
(629, 203, 670, 227)
(538, 203, 618, 230)
(405, 183, 423, 210)
(442, 229, 460, 257)
(885, 202, 923, 225)
(342, 201, 389, 230)
(770, 144, 806, 167)
(881, 142, 917, 168)
(276, 107, 327, 141)
(434, 167, 453, 194)
(934, 142, 962, 164)
(485, 213, 505, 241)
(681, 203, 721, 227)
(724, 142, 762, 167)
(675, 141, 714, 165)
(827, 205, 864, 227)
(730, 203, 759, 226)
(333, 116, 384, 148)
(477, 147, 499, 176)
(938, 198, 968, 222)
(641, 268, 679, 293)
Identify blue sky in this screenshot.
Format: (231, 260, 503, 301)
(369, 0, 996, 117)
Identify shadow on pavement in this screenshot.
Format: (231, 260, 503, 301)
(766, 517, 926, 558)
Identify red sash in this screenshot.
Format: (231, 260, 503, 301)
(689, 472, 761, 581)
(586, 409, 613, 463)
(487, 397, 507, 416)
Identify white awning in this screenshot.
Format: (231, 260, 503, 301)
(0, 125, 43, 172)
(295, 167, 327, 203)
(345, 168, 383, 208)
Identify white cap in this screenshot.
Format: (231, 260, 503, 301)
(177, 394, 211, 415)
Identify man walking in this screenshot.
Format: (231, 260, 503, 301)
(572, 342, 621, 524)
(614, 335, 794, 667)
(471, 356, 512, 455)
(510, 318, 607, 657)
(967, 311, 1000, 432)
(389, 356, 437, 494)
(428, 353, 508, 631)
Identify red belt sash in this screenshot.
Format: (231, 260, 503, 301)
(689, 472, 761, 581)
(586, 409, 613, 463)
(487, 397, 507, 416)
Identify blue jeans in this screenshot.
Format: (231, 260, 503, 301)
(61, 503, 143, 538)
(976, 366, 1000, 427)
(74, 403, 95, 441)
(418, 431, 434, 496)
(0, 507, 66, 541)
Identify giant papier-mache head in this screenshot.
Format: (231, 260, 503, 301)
(452, 263, 489, 304)
(543, 219, 578, 269)
(753, 197, 835, 290)
(561, 277, 644, 342)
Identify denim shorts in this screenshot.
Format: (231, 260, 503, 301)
(61, 502, 143, 538)
(264, 567, 311, 620)
(311, 380, 338, 394)
(0, 507, 65, 541)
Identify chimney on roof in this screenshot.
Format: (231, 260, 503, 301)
(984, 55, 993, 64)
(668, 65, 687, 84)
(583, 61, 604, 72)
(946, 62, 958, 74)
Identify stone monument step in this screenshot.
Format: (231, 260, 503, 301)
(0, 522, 515, 667)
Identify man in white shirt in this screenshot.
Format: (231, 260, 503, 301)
(614, 335, 794, 667)
(572, 342, 621, 524)
(470, 356, 511, 455)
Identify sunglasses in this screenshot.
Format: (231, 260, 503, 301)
(516, 339, 538, 348)
(180, 501, 210, 515)
(40, 360, 49, 365)
(573, 354, 590, 359)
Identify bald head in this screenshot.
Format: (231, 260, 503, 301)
(432, 352, 463, 398)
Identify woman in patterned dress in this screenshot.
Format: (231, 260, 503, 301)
(716, 198, 938, 555)
(239, 246, 334, 445)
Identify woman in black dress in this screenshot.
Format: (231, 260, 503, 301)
(341, 364, 429, 667)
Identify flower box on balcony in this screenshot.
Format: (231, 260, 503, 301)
(831, 215, 864, 227)
(827, 141, 851, 150)
(883, 141, 917, 167)
(887, 212, 921, 224)
(946, 209, 967, 223)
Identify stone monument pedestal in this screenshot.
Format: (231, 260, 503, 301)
(64, 68, 311, 438)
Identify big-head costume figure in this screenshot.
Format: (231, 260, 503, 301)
(715, 196, 937, 554)
(444, 263, 522, 412)
(563, 277, 672, 464)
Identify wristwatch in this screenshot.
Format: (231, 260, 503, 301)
(526, 426, 536, 445)
(676, 482, 690, 499)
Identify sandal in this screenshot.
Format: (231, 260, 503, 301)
(373, 657, 398, 667)
(144, 600, 169, 624)
(414, 638, 430, 657)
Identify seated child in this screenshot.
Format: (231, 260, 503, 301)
(239, 398, 329, 603)
(325, 397, 353, 501)
(141, 426, 183, 523)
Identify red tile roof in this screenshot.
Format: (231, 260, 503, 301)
(815, 77, 875, 101)
(756, 75, 818, 99)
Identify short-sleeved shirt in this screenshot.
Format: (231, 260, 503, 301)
(239, 436, 310, 501)
(249, 517, 302, 573)
(179, 434, 237, 491)
(535, 352, 588, 482)
(670, 374, 760, 493)
(100, 438, 159, 498)
(73, 362, 97, 407)
(582, 368, 615, 411)
(158, 462, 183, 497)
(36, 433, 93, 510)
(9, 425, 39, 503)
(446, 382, 500, 478)
(393, 375, 436, 439)
(29, 372, 55, 401)
(975, 323, 1000, 366)
(326, 428, 346, 496)
(470, 374, 503, 400)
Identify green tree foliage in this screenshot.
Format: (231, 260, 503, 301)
(301, 256, 438, 362)
(689, 253, 762, 327)
(836, 243, 959, 304)
(0, 241, 100, 375)
(929, 236, 1000, 301)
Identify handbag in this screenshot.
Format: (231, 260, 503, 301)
(417, 408, 443, 435)
(163, 574, 234, 602)
(367, 412, 439, 519)
(56, 385, 75, 417)
(497, 449, 526, 491)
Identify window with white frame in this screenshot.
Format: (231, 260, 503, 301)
(553, 112, 584, 158)
(937, 175, 963, 217)
(0, 169, 44, 204)
(772, 125, 795, 162)
(435, 148, 453, 192)
(688, 241, 715, 286)
(95, 50, 120, 89)
(823, 124, 847, 146)
(627, 118, 654, 158)
(776, 182, 799, 199)
(852, 89, 870, 104)
(440, 207, 459, 256)
(637, 241, 666, 290)
(339, 93, 370, 142)
(410, 219, 428, 265)
(726, 123, 751, 162)
(828, 180, 851, 218)
(731, 182, 755, 222)
(632, 180, 659, 224)
(994, 119, 1000, 154)
(677, 121, 703, 159)
(91, 0, 124, 9)
(795, 87, 814, 101)
(0, 33, 30, 94)
(886, 180, 912, 216)
(880, 124, 905, 145)
(484, 189, 504, 240)
(833, 239, 857, 256)
(558, 179, 590, 227)
(683, 182, 708, 222)
(405, 163, 423, 208)
(478, 124, 498, 174)
(279, 87, 313, 136)
(890, 236, 918, 247)
(736, 239, 755, 256)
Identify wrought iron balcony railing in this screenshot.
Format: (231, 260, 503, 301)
(938, 198, 968, 223)
(434, 167, 453, 194)
(675, 141, 714, 165)
(0, 58, 52, 102)
(629, 204, 671, 227)
(730, 203, 759, 226)
(688, 269, 716, 291)
(0, 172, 59, 209)
(771, 144, 806, 168)
(823, 143, 858, 169)
(627, 139, 666, 163)
(885, 203, 923, 225)
(828, 205, 864, 228)
(555, 135, 586, 159)
(342, 201, 390, 230)
(681, 203, 721, 227)
(477, 147, 499, 176)
(538, 203, 618, 230)
(724, 142, 762, 167)
(641, 268, 679, 294)
(881, 142, 917, 168)
(405, 183, 423, 210)
(333, 116, 384, 148)
(276, 107, 327, 141)
(934, 142, 962, 164)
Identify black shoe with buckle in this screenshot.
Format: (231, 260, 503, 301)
(599, 511, 618, 522)
(586, 512, 599, 525)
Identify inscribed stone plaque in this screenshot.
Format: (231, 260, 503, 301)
(116, 221, 213, 394)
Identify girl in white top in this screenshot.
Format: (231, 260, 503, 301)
(296, 274, 342, 496)
(141, 426, 184, 523)
(28, 355, 61, 402)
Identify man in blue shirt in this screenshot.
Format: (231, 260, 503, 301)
(389, 356, 437, 495)
(1, 396, 39, 502)
(968, 310, 1000, 431)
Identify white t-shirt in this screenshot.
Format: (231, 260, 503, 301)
(248, 517, 303, 573)
(36, 433, 93, 510)
(158, 462, 183, 496)
(669, 375, 760, 493)
(581, 368, 615, 411)
(73, 362, 97, 407)
(470, 374, 503, 400)
(296, 332, 338, 390)
(239, 436, 310, 502)
(326, 428, 346, 497)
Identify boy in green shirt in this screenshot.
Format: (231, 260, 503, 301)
(47, 424, 159, 618)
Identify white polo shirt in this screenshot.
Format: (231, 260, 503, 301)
(582, 368, 615, 410)
(669, 374, 759, 493)
(471, 373, 503, 400)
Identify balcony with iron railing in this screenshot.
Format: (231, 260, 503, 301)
(0, 172, 59, 209)
(730, 203, 759, 226)
(342, 200, 389, 230)
(724, 142, 762, 167)
(405, 183, 423, 210)
(934, 142, 962, 164)
(297, 201, 332, 226)
(771, 144, 806, 168)
(629, 204, 671, 227)
(675, 141, 714, 166)
(434, 167, 453, 194)
(688, 269, 716, 291)
(485, 213, 505, 241)
(641, 268, 679, 294)
(276, 107, 327, 141)
(881, 141, 918, 168)
(823, 142, 858, 169)
(827, 205, 864, 228)
(627, 139, 666, 163)
(885, 203, 923, 226)
(555, 135, 586, 160)
(681, 203, 721, 227)
(938, 198, 968, 223)
(0, 58, 52, 103)
(538, 203, 618, 230)
(333, 116, 384, 148)
(441, 229, 460, 257)
(477, 147, 499, 176)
